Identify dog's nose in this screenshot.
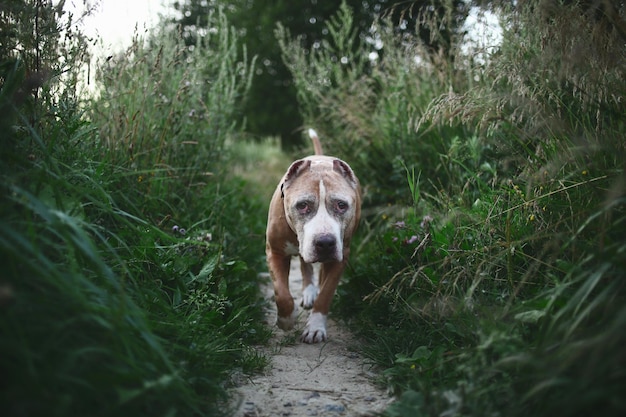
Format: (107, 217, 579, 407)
(315, 234, 337, 251)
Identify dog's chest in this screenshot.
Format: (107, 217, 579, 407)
(284, 240, 300, 256)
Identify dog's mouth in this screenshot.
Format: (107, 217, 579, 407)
(306, 253, 342, 264)
(301, 233, 343, 263)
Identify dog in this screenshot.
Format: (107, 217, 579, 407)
(265, 129, 361, 343)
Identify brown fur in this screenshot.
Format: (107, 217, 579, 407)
(265, 130, 361, 343)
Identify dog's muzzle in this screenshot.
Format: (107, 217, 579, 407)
(313, 233, 338, 262)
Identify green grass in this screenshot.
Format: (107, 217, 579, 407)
(1, 8, 269, 417)
(2, 1, 625, 416)
(228, 136, 290, 199)
(278, 2, 626, 416)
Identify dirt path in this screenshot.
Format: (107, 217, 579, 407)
(229, 259, 392, 417)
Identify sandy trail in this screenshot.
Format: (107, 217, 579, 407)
(230, 259, 392, 417)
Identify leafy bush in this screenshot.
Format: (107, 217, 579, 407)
(276, 1, 477, 205)
(90, 11, 254, 217)
(280, 1, 626, 416)
(1, 5, 267, 417)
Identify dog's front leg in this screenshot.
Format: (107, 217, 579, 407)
(300, 257, 318, 309)
(301, 260, 345, 343)
(267, 250, 297, 330)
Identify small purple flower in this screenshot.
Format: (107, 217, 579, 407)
(406, 235, 419, 245)
(393, 221, 406, 229)
(179, 228, 186, 236)
(172, 225, 179, 233)
(420, 215, 433, 229)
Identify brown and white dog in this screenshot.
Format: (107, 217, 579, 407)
(265, 129, 361, 343)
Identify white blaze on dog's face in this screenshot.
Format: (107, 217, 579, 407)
(282, 156, 359, 263)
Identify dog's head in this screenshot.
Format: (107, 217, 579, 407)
(281, 156, 361, 263)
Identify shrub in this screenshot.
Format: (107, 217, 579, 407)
(280, 1, 626, 416)
(276, 1, 478, 206)
(1, 5, 268, 416)
(90, 11, 254, 217)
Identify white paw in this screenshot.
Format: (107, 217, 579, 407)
(300, 312, 327, 343)
(300, 284, 319, 309)
(276, 305, 298, 331)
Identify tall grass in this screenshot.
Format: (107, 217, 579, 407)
(1, 7, 268, 417)
(278, 1, 626, 416)
(90, 11, 255, 217)
(276, 1, 474, 206)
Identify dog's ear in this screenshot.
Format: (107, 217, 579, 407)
(333, 159, 359, 188)
(281, 159, 311, 198)
(285, 159, 311, 182)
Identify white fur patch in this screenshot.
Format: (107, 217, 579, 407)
(276, 305, 298, 331)
(284, 241, 299, 256)
(301, 312, 327, 343)
(301, 283, 319, 309)
(300, 180, 343, 263)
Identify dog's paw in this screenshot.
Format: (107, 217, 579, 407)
(300, 312, 327, 343)
(300, 284, 319, 309)
(276, 306, 298, 331)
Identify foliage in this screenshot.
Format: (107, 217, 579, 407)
(172, 0, 472, 148)
(1, 4, 267, 416)
(281, 1, 626, 416)
(277, 1, 477, 206)
(92, 11, 254, 199)
(0, 0, 91, 144)
(3, 0, 625, 416)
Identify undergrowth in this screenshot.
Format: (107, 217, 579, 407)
(1, 5, 267, 417)
(279, 1, 626, 416)
(2, 1, 625, 416)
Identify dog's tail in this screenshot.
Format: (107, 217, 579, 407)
(308, 128, 324, 155)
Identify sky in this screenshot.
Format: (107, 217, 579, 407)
(462, 7, 503, 60)
(63, 0, 501, 70)
(64, 0, 173, 55)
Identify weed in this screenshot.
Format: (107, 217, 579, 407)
(1, 5, 268, 416)
(281, 1, 626, 416)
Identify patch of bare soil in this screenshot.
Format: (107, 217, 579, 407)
(229, 259, 392, 417)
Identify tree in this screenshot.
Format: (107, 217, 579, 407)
(170, 0, 472, 149)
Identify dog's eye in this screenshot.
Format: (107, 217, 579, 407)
(335, 200, 349, 213)
(295, 201, 310, 213)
